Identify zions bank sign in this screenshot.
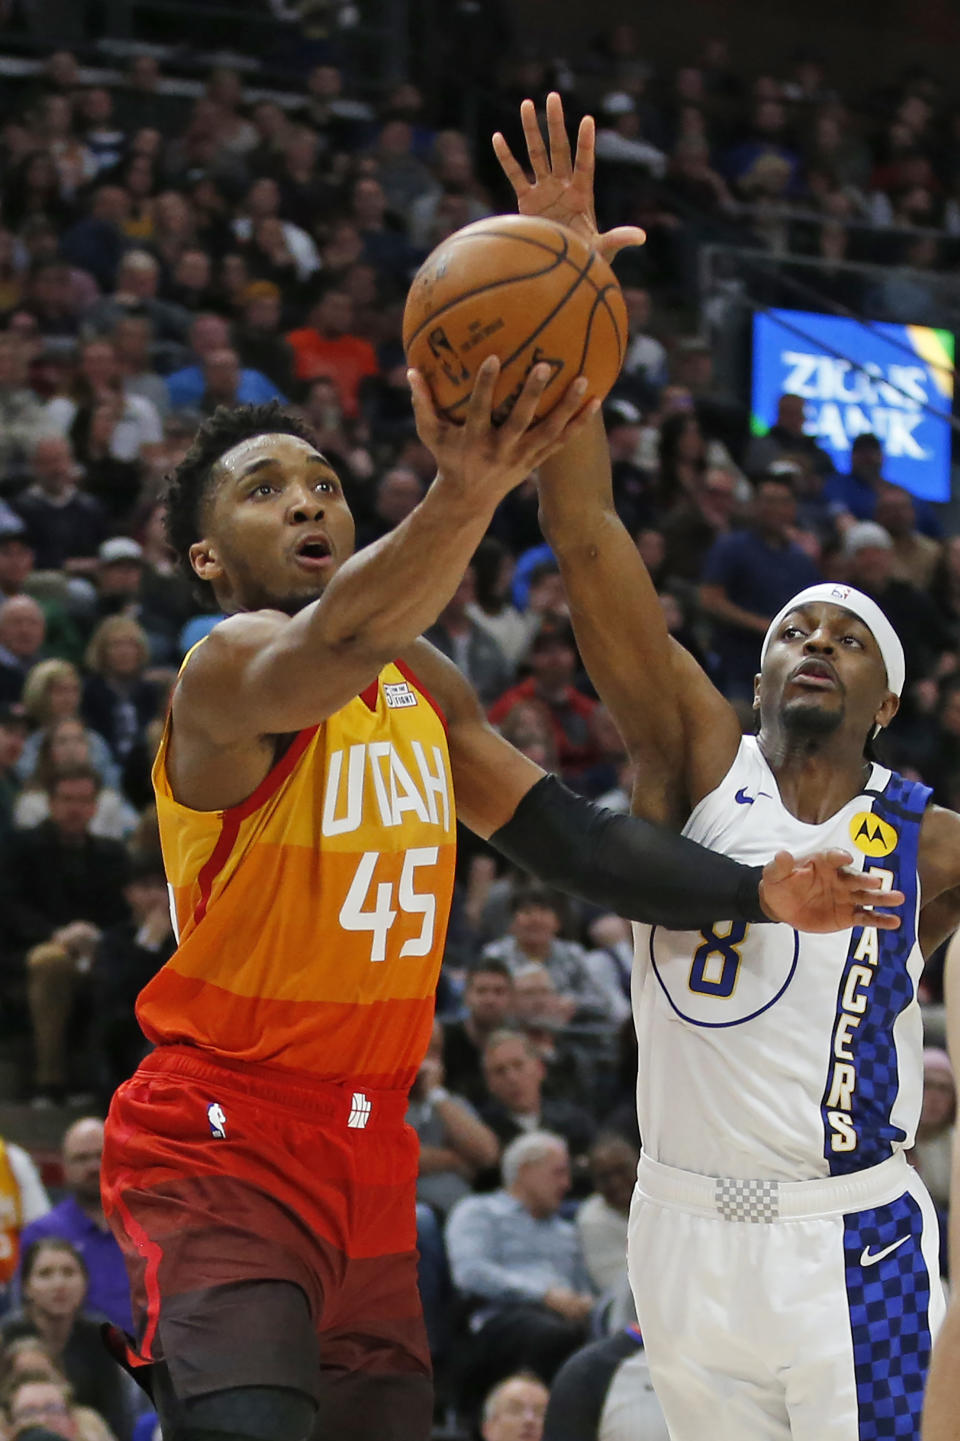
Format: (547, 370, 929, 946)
(752, 308, 955, 501)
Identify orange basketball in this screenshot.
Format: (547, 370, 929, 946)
(402, 214, 627, 425)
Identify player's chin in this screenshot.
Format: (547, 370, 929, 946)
(271, 582, 327, 616)
(781, 693, 844, 734)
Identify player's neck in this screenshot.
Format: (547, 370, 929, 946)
(758, 729, 870, 826)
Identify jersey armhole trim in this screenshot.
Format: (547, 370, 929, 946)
(395, 658, 448, 731)
(226, 724, 320, 823)
(191, 725, 318, 926)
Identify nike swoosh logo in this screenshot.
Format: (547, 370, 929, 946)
(735, 788, 755, 805)
(860, 1235, 910, 1267)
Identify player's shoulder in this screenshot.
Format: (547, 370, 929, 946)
(918, 803, 960, 898)
(172, 610, 292, 737)
(919, 803, 960, 857)
(178, 611, 289, 681)
(693, 732, 759, 800)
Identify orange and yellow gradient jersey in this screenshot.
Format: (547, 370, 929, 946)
(138, 660, 456, 1092)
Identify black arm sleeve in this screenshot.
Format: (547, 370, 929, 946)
(489, 774, 767, 929)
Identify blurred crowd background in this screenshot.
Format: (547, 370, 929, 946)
(0, 1, 957, 1437)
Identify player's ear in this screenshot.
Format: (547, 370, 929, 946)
(189, 540, 223, 584)
(874, 691, 899, 731)
(752, 673, 761, 710)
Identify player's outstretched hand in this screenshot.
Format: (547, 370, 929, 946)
(493, 91, 646, 263)
(408, 356, 598, 503)
(758, 849, 904, 933)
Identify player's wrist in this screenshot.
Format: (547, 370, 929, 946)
(427, 1086, 451, 1107)
(745, 865, 774, 924)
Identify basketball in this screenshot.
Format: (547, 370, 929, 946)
(402, 214, 628, 425)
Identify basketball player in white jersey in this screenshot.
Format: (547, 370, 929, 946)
(495, 93, 960, 1441)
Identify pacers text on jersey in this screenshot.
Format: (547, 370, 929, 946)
(825, 922, 881, 1152)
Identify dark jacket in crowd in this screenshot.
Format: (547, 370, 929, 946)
(0, 821, 129, 957)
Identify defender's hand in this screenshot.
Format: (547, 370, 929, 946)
(493, 91, 646, 263)
(409, 356, 597, 504)
(758, 850, 904, 933)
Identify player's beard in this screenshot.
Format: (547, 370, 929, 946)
(781, 696, 844, 743)
(272, 591, 322, 616)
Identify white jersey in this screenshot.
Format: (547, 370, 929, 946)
(632, 736, 930, 1181)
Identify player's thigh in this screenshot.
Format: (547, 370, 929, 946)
(155, 1370, 316, 1441)
(314, 1247, 433, 1441)
(323, 1245, 431, 1373)
(155, 1278, 324, 1410)
(786, 1178, 945, 1441)
(627, 1194, 791, 1441)
(312, 1371, 433, 1441)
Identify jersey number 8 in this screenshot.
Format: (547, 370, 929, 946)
(688, 921, 749, 997)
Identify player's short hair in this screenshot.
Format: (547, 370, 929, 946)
(501, 1129, 567, 1187)
(165, 402, 321, 591)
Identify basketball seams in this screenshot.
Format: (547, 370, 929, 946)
(438, 249, 596, 418)
(593, 286, 627, 368)
(403, 214, 627, 424)
(576, 289, 622, 392)
(404, 234, 616, 351)
(403, 229, 574, 349)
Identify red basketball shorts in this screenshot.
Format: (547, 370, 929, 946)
(101, 1045, 431, 1405)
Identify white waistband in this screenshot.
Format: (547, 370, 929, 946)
(636, 1151, 911, 1223)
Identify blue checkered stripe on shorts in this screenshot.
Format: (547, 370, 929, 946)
(843, 1189, 931, 1438)
(822, 771, 930, 1176)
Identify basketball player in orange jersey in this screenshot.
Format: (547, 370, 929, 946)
(98, 185, 900, 1441)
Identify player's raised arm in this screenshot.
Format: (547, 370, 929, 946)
(175, 361, 594, 747)
(495, 94, 740, 826)
(404, 639, 903, 935)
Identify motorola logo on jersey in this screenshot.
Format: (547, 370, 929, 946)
(849, 812, 898, 858)
(649, 920, 799, 1027)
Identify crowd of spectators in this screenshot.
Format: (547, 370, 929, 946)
(0, 12, 958, 1439)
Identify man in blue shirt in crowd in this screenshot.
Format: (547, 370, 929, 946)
(699, 473, 821, 700)
(165, 313, 285, 411)
(18, 1117, 132, 1331)
(824, 431, 940, 537)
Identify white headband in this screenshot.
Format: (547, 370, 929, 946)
(760, 583, 905, 698)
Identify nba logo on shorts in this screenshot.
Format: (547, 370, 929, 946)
(348, 1092, 372, 1128)
(207, 1102, 227, 1139)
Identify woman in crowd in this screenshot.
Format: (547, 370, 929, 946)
(13, 718, 139, 840)
(131, 501, 197, 665)
(81, 619, 159, 768)
(468, 537, 535, 668)
(16, 661, 120, 791)
(0, 1337, 117, 1440)
(43, 339, 160, 523)
(1, 1239, 134, 1440)
(656, 410, 708, 508)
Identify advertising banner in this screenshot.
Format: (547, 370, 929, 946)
(751, 308, 955, 501)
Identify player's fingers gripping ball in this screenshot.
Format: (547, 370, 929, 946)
(402, 214, 628, 426)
